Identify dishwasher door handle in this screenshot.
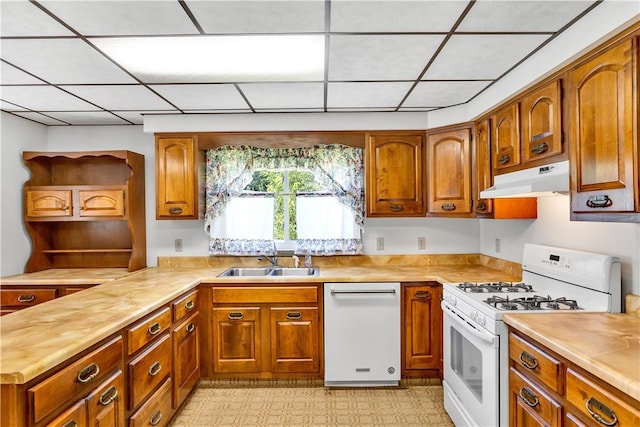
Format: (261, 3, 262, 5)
(331, 289, 397, 295)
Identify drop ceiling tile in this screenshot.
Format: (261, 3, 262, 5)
(326, 107, 396, 112)
(9, 111, 69, 126)
(112, 110, 177, 125)
(327, 82, 412, 109)
(1, 86, 100, 111)
(330, 0, 468, 32)
(238, 83, 324, 109)
(1, 62, 44, 84)
(254, 108, 326, 113)
(38, 0, 199, 36)
(423, 34, 550, 80)
(1, 39, 136, 84)
(457, 0, 597, 32)
(150, 84, 250, 110)
(61, 85, 175, 111)
(329, 35, 445, 81)
(185, 0, 325, 33)
(1, 100, 27, 111)
(0, 1, 74, 37)
(403, 81, 492, 108)
(45, 111, 131, 125)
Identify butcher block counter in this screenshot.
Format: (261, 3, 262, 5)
(503, 312, 640, 402)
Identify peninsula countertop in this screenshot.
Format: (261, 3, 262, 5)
(503, 312, 640, 402)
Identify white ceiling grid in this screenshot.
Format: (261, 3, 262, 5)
(0, 0, 601, 126)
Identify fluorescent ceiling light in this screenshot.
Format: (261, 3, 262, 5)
(93, 35, 325, 82)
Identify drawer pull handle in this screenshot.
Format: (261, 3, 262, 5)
(286, 311, 302, 320)
(415, 290, 431, 299)
(530, 142, 549, 155)
(441, 203, 456, 211)
(497, 154, 511, 165)
(586, 195, 613, 209)
(389, 204, 403, 212)
(77, 362, 100, 384)
(62, 421, 78, 427)
(17, 294, 36, 303)
(148, 322, 162, 335)
(149, 410, 163, 426)
(185, 300, 195, 310)
(169, 207, 183, 215)
(148, 361, 162, 377)
(98, 385, 118, 406)
(519, 351, 539, 370)
(519, 387, 539, 408)
(186, 322, 196, 333)
(228, 312, 244, 320)
(586, 397, 618, 426)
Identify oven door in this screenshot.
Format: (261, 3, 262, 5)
(442, 300, 500, 427)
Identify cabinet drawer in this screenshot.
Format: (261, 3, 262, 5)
(129, 378, 172, 427)
(212, 286, 318, 304)
(29, 336, 123, 424)
(45, 399, 87, 427)
(510, 367, 562, 426)
(128, 333, 171, 410)
(172, 290, 198, 323)
(127, 307, 171, 355)
(566, 368, 640, 427)
(0, 288, 57, 306)
(510, 332, 563, 394)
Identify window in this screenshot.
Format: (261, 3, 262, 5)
(204, 145, 364, 256)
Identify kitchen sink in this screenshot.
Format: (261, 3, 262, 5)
(217, 266, 319, 277)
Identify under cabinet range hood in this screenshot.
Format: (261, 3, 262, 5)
(480, 160, 570, 198)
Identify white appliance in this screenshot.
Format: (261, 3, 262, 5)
(324, 282, 401, 387)
(441, 244, 621, 427)
(480, 160, 569, 198)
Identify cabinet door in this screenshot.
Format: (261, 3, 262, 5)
(569, 38, 637, 214)
(156, 137, 197, 219)
(510, 368, 562, 427)
(172, 311, 200, 409)
(365, 133, 426, 216)
(427, 127, 472, 215)
(86, 371, 125, 427)
(269, 307, 320, 373)
(521, 80, 563, 164)
(212, 307, 261, 373)
(26, 190, 73, 218)
(474, 119, 493, 215)
(493, 103, 521, 171)
(78, 189, 125, 218)
(45, 400, 87, 427)
(403, 284, 442, 372)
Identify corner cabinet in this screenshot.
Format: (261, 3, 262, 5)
(23, 151, 146, 272)
(155, 136, 199, 219)
(365, 131, 426, 217)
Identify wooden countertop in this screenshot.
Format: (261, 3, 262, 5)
(503, 313, 640, 402)
(0, 268, 134, 285)
(0, 262, 519, 385)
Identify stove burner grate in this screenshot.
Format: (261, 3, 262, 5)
(458, 281, 534, 293)
(484, 295, 581, 311)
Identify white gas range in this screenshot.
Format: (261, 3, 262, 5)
(441, 244, 621, 427)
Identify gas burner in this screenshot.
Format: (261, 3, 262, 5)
(458, 281, 535, 293)
(484, 295, 581, 311)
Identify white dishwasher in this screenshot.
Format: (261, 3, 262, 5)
(323, 282, 401, 387)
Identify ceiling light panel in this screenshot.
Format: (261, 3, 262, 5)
(238, 83, 324, 109)
(327, 82, 413, 108)
(38, 0, 199, 36)
(44, 111, 131, 125)
(329, 35, 444, 81)
(330, 0, 469, 32)
(93, 35, 325, 83)
(185, 0, 325, 33)
(0, 86, 100, 111)
(60, 85, 176, 111)
(457, 0, 598, 32)
(0, 1, 73, 37)
(150, 84, 251, 110)
(422, 34, 550, 80)
(403, 81, 493, 108)
(1, 39, 137, 84)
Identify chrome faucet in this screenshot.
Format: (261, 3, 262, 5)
(258, 243, 278, 266)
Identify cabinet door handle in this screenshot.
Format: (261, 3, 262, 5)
(149, 410, 163, 426)
(286, 311, 302, 320)
(530, 142, 549, 155)
(148, 361, 162, 377)
(586, 195, 613, 208)
(519, 351, 539, 370)
(415, 290, 431, 299)
(476, 201, 487, 212)
(389, 204, 403, 212)
(519, 387, 539, 408)
(228, 312, 244, 320)
(497, 154, 511, 164)
(586, 397, 618, 426)
(62, 421, 78, 427)
(148, 322, 162, 335)
(441, 203, 456, 211)
(17, 294, 36, 303)
(185, 300, 195, 310)
(186, 322, 196, 333)
(169, 207, 183, 215)
(77, 362, 100, 384)
(98, 385, 119, 406)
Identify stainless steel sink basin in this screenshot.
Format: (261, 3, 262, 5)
(217, 266, 319, 277)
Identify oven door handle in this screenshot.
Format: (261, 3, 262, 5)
(442, 301, 498, 347)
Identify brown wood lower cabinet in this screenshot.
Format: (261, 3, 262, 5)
(172, 311, 200, 409)
(0, 285, 96, 315)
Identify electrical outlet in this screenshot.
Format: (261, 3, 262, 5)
(418, 236, 426, 250)
(376, 237, 384, 250)
(175, 238, 183, 252)
(495, 238, 501, 253)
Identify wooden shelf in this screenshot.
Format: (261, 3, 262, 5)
(42, 249, 133, 254)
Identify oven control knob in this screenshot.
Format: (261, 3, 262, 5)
(476, 314, 486, 326)
(470, 310, 477, 321)
(447, 295, 457, 306)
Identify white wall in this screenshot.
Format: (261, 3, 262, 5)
(0, 113, 48, 276)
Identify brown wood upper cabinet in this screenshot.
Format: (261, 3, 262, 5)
(493, 103, 521, 171)
(156, 136, 198, 219)
(427, 126, 472, 215)
(569, 37, 639, 219)
(520, 80, 563, 164)
(365, 131, 426, 217)
(474, 119, 493, 215)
